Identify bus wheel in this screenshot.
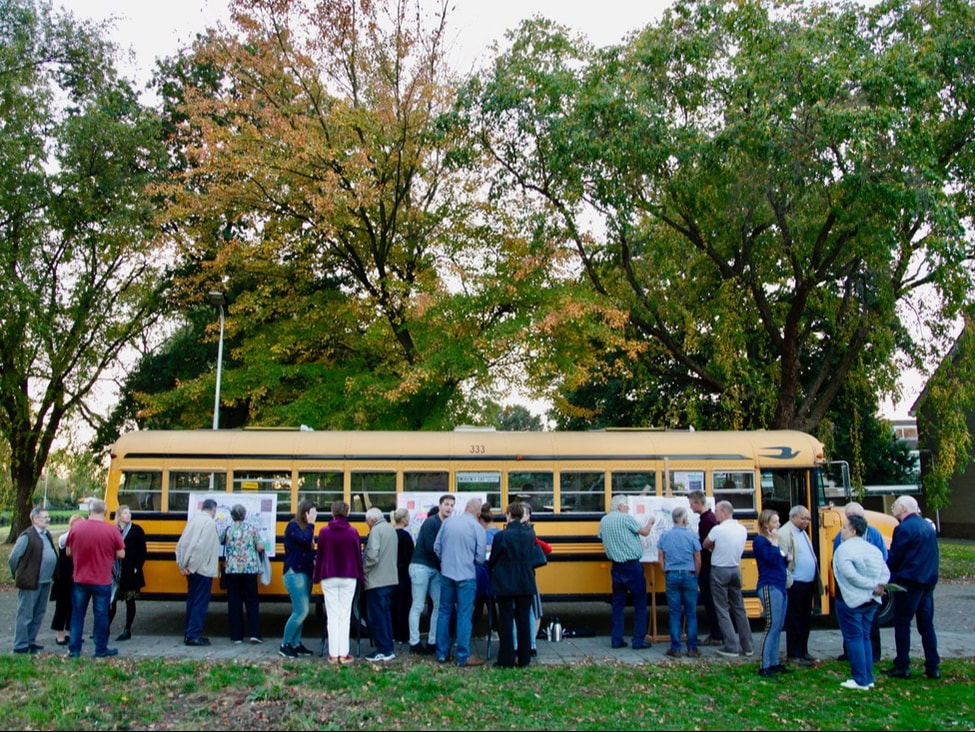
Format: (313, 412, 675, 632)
(876, 589, 894, 628)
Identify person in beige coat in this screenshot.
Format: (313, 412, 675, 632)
(777, 505, 823, 666)
(363, 508, 399, 661)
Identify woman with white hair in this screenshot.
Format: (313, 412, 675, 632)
(221, 504, 265, 644)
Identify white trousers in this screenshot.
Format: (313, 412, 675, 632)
(322, 577, 357, 658)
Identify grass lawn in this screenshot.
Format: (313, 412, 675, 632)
(0, 654, 972, 730)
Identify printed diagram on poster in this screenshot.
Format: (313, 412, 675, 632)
(187, 492, 278, 556)
(397, 492, 488, 542)
(628, 494, 714, 563)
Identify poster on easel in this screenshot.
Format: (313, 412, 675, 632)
(187, 492, 278, 557)
(628, 494, 714, 563)
(397, 492, 488, 543)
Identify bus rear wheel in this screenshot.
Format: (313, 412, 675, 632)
(876, 589, 894, 627)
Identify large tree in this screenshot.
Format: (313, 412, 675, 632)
(145, 0, 553, 430)
(465, 0, 975, 440)
(0, 0, 168, 539)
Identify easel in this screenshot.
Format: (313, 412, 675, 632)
(643, 560, 665, 642)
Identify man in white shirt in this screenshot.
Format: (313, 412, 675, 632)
(702, 501, 753, 657)
(779, 504, 822, 666)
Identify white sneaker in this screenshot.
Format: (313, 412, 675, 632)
(840, 679, 870, 690)
(365, 651, 396, 662)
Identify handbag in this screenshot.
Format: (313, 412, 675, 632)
(259, 550, 271, 586)
(531, 541, 548, 569)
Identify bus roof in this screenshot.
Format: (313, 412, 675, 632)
(110, 429, 826, 465)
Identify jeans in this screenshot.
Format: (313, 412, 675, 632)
(408, 563, 441, 647)
(184, 572, 213, 641)
(711, 565, 753, 654)
(758, 584, 787, 671)
(69, 582, 112, 655)
(837, 600, 877, 687)
(14, 584, 50, 651)
(366, 585, 395, 655)
(665, 570, 699, 651)
(436, 576, 476, 664)
(892, 585, 940, 673)
(610, 560, 648, 646)
(282, 569, 311, 648)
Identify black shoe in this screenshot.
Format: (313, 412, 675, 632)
(184, 637, 211, 647)
(94, 648, 118, 658)
(925, 668, 941, 679)
(28, 644, 43, 652)
(837, 653, 849, 661)
(611, 640, 628, 649)
(410, 643, 434, 656)
(632, 641, 652, 650)
(116, 629, 131, 641)
(55, 637, 70, 646)
(771, 664, 793, 674)
(278, 644, 298, 658)
(13, 647, 30, 654)
(758, 668, 777, 678)
(294, 643, 314, 656)
(883, 667, 912, 679)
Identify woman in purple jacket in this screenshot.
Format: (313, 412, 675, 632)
(313, 500, 364, 664)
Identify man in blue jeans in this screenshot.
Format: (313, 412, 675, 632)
(408, 495, 454, 654)
(598, 494, 654, 650)
(884, 495, 941, 680)
(66, 499, 125, 658)
(434, 497, 486, 666)
(657, 505, 702, 657)
(176, 498, 221, 646)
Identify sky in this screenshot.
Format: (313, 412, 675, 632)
(54, 0, 929, 421)
(57, 0, 672, 84)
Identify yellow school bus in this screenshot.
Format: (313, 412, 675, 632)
(103, 427, 892, 617)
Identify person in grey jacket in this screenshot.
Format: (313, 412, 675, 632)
(832, 515, 890, 691)
(363, 507, 398, 662)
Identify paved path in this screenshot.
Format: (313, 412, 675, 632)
(3, 584, 973, 665)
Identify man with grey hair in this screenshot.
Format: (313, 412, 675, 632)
(66, 499, 125, 658)
(363, 507, 398, 662)
(176, 498, 220, 647)
(598, 494, 654, 650)
(8, 506, 58, 654)
(778, 504, 820, 666)
(884, 495, 940, 680)
(657, 504, 702, 657)
(702, 501, 754, 658)
(434, 497, 487, 666)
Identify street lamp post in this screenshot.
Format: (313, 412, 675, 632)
(208, 291, 226, 431)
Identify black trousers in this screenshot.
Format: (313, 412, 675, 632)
(785, 579, 815, 659)
(496, 594, 533, 668)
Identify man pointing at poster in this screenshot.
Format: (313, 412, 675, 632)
(599, 494, 654, 650)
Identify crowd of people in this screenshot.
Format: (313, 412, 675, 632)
(8, 493, 943, 684)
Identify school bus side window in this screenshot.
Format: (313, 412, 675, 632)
(508, 472, 554, 514)
(234, 471, 292, 513)
(712, 471, 756, 511)
(611, 472, 657, 498)
(351, 471, 396, 514)
(168, 471, 227, 513)
(118, 471, 162, 512)
(297, 471, 344, 513)
(560, 471, 605, 513)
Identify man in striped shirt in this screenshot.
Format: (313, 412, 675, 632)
(598, 494, 654, 650)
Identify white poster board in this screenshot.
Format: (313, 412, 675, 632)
(187, 492, 278, 557)
(629, 494, 714, 563)
(397, 492, 488, 543)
